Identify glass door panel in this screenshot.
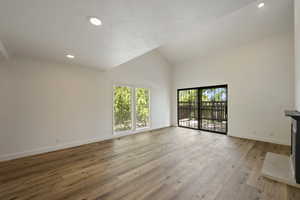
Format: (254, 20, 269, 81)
(178, 89, 198, 129)
(200, 86, 227, 133)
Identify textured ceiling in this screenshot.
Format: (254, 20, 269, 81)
(0, 0, 255, 70)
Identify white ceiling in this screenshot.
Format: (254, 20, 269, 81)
(0, 0, 257, 70)
(158, 0, 294, 65)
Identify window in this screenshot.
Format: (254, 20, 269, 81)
(113, 85, 150, 133)
(136, 88, 150, 129)
(113, 86, 132, 132)
(178, 85, 228, 134)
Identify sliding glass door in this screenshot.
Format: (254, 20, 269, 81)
(177, 85, 228, 134)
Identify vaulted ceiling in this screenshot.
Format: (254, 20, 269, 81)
(0, 0, 293, 69)
(158, 0, 294, 65)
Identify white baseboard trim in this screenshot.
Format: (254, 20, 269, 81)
(172, 125, 290, 146)
(0, 136, 110, 162)
(0, 126, 171, 162)
(228, 134, 290, 146)
(6, 126, 286, 161)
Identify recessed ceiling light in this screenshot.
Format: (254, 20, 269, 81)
(66, 54, 75, 59)
(258, 2, 265, 8)
(89, 17, 102, 26)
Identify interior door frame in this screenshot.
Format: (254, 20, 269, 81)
(177, 84, 228, 135)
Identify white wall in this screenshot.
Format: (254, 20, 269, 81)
(295, 0, 300, 111)
(0, 50, 172, 161)
(172, 33, 294, 145)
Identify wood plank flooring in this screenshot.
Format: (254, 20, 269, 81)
(0, 127, 300, 200)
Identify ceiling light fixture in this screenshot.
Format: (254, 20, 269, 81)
(66, 54, 75, 59)
(89, 17, 102, 26)
(258, 2, 265, 8)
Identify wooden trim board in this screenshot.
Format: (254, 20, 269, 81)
(262, 152, 300, 188)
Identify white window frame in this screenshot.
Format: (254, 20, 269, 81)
(113, 84, 151, 135)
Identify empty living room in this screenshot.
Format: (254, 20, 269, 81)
(0, 0, 300, 199)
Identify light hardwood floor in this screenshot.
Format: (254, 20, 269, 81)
(0, 127, 300, 200)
